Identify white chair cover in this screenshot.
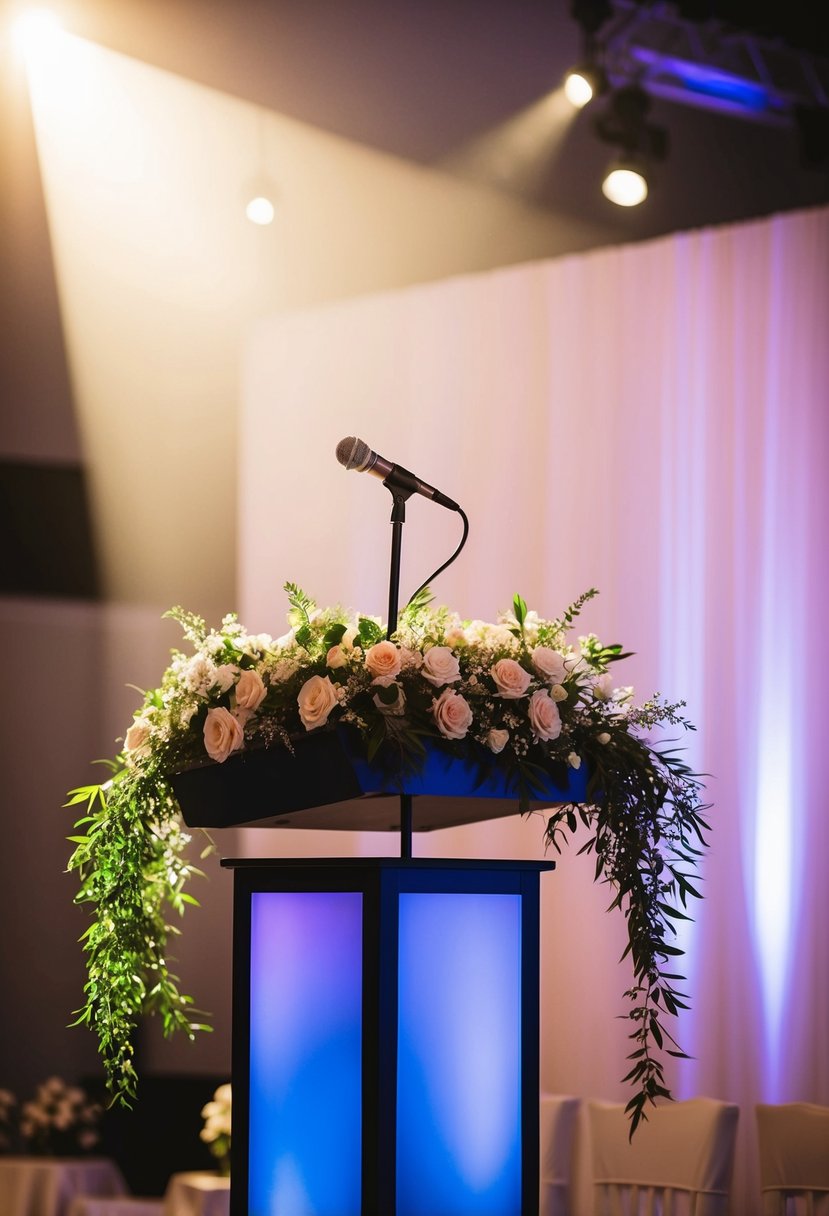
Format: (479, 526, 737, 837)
(540, 1093, 580, 1216)
(588, 1097, 739, 1216)
(756, 1103, 829, 1216)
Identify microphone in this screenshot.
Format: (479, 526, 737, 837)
(336, 436, 460, 511)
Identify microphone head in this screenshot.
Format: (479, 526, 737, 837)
(336, 435, 372, 471)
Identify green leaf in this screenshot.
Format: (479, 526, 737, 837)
(358, 617, 384, 647)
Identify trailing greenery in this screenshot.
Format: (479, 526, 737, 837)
(66, 582, 708, 1123)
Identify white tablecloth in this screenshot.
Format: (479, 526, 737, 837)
(0, 1157, 127, 1216)
(67, 1200, 163, 1216)
(162, 1172, 229, 1216)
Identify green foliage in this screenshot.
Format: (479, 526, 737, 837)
(544, 709, 709, 1135)
(65, 770, 211, 1107)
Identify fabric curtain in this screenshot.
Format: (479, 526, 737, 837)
(239, 204, 829, 1211)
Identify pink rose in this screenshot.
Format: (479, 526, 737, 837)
(432, 688, 473, 740)
(235, 669, 266, 712)
(364, 640, 402, 679)
(486, 728, 509, 754)
(420, 646, 461, 686)
(531, 647, 568, 685)
(528, 690, 562, 742)
(297, 674, 339, 730)
(204, 707, 245, 763)
(490, 657, 531, 699)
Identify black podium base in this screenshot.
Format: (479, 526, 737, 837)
(223, 857, 554, 1216)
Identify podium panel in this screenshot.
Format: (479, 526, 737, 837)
(225, 858, 553, 1216)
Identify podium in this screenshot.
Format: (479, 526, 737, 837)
(175, 733, 586, 1216)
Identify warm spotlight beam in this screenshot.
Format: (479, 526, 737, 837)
(11, 7, 63, 61)
(438, 89, 578, 199)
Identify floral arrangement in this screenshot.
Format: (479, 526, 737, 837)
(0, 1089, 16, 1153)
(200, 1083, 231, 1176)
(67, 584, 708, 1132)
(0, 1078, 101, 1156)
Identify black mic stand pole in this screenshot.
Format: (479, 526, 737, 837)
(385, 486, 414, 860)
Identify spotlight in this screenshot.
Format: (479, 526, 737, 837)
(245, 195, 276, 225)
(12, 7, 62, 58)
(594, 84, 668, 205)
(563, 62, 607, 108)
(601, 157, 649, 206)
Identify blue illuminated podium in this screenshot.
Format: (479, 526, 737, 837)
(173, 734, 584, 1216)
(222, 857, 553, 1216)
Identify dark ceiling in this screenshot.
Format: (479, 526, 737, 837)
(40, 0, 829, 243)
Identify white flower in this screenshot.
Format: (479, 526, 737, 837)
(234, 669, 266, 713)
(567, 752, 582, 769)
(203, 707, 245, 763)
(490, 658, 531, 699)
(432, 688, 473, 740)
(398, 647, 423, 671)
(594, 673, 614, 701)
(420, 646, 461, 686)
(527, 690, 562, 741)
(269, 658, 299, 682)
(551, 683, 568, 702)
(184, 655, 217, 696)
(124, 719, 151, 756)
(486, 728, 509, 754)
(214, 664, 239, 694)
(443, 626, 468, 649)
(364, 640, 402, 679)
(341, 627, 359, 650)
(326, 644, 348, 669)
(597, 732, 611, 745)
(297, 675, 338, 730)
(531, 647, 568, 684)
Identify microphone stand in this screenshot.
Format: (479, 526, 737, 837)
(385, 485, 414, 860)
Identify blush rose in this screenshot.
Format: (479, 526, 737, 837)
(432, 688, 473, 740)
(490, 657, 531, 699)
(297, 674, 339, 730)
(364, 640, 402, 679)
(528, 689, 562, 741)
(203, 707, 245, 763)
(420, 646, 461, 686)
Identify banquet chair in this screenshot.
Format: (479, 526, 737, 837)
(540, 1093, 580, 1216)
(588, 1097, 739, 1216)
(756, 1102, 829, 1216)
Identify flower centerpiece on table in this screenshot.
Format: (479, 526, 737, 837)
(66, 583, 708, 1132)
(0, 1089, 17, 1154)
(18, 1078, 101, 1156)
(200, 1083, 231, 1177)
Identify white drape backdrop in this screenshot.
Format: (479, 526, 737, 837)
(239, 205, 829, 1213)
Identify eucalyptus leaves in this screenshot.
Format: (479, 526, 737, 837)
(66, 583, 708, 1127)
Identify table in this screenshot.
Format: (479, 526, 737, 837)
(67, 1200, 163, 1216)
(0, 1157, 127, 1216)
(162, 1172, 229, 1216)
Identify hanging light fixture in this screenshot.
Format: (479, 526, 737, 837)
(563, 61, 607, 108)
(244, 111, 277, 226)
(594, 84, 668, 207)
(601, 156, 649, 206)
(245, 192, 276, 225)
